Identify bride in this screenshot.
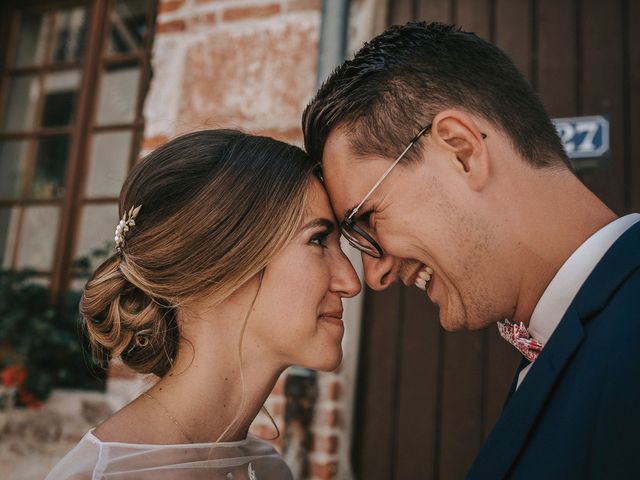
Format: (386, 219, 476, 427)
(45, 129, 360, 479)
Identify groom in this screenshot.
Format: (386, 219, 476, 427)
(302, 22, 640, 478)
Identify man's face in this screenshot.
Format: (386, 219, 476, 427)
(322, 126, 501, 331)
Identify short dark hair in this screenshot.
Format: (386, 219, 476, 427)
(302, 21, 569, 169)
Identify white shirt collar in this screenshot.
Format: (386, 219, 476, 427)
(528, 213, 640, 345)
(516, 213, 640, 389)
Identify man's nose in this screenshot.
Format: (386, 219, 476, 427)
(361, 252, 399, 291)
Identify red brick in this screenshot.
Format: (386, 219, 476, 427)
(288, 0, 321, 12)
(223, 4, 281, 22)
(250, 423, 274, 439)
(253, 127, 303, 145)
(156, 19, 186, 33)
(188, 12, 217, 28)
(107, 360, 137, 379)
(309, 461, 338, 479)
(178, 20, 318, 133)
(326, 381, 342, 400)
(323, 408, 341, 427)
(270, 401, 284, 417)
(315, 434, 339, 454)
(142, 134, 169, 151)
(159, 0, 186, 14)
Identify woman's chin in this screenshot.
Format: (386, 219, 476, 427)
(299, 348, 343, 372)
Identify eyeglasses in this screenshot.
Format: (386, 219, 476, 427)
(341, 124, 432, 258)
(340, 124, 488, 258)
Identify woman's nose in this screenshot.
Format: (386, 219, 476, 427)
(331, 251, 362, 298)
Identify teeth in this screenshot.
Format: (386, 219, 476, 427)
(414, 265, 433, 291)
(417, 270, 431, 281)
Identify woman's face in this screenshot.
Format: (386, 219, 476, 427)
(249, 178, 361, 371)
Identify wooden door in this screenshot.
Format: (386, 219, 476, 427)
(353, 1, 640, 478)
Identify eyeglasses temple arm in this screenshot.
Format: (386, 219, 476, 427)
(349, 124, 431, 219)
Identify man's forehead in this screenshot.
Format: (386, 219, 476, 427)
(321, 128, 365, 216)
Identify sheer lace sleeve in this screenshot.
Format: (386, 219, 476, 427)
(45, 430, 293, 480)
(44, 431, 100, 480)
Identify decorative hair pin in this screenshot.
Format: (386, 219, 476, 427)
(114, 205, 142, 253)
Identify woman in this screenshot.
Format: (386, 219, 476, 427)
(46, 130, 360, 479)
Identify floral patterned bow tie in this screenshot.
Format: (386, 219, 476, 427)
(497, 319, 544, 362)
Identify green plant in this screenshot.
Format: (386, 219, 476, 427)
(0, 246, 110, 407)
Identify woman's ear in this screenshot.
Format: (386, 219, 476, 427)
(431, 110, 490, 191)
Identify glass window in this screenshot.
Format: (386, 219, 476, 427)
(51, 6, 88, 63)
(30, 136, 70, 199)
(14, 11, 51, 67)
(108, 0, 148, 54)
(0, 140, 30, 198)
(16, 205, 60, 271)
(0, 207, 20, 268)
(85, 131, 132, 197)
(2, 74, 40, 131)
(0, 0, 156, 296)
(41, 70, 82, 128)
(96, 63, 141, 125)
(75, 204, 119, 266)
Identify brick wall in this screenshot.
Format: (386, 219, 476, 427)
(141, 0, 322, 154)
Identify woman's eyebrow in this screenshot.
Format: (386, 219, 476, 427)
(302, 218, 336, 233)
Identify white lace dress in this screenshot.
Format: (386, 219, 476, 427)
(45, 429, 293, 480)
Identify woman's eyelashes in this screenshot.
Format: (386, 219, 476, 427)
(310, 230, 330, 249)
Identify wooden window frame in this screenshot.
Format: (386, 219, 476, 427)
(0, 0, 157, 301)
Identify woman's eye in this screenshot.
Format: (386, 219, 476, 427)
(310, 233, 329, 248)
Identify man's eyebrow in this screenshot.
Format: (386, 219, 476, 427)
(302, 218, 336, 232)
(344, 201, 370, 222)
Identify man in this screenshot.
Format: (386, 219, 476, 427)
(302, 21, 640, 479)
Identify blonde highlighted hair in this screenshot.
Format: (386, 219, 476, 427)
(80, 130, 316, 377)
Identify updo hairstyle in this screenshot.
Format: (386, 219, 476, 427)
(80, 130, 316, 376)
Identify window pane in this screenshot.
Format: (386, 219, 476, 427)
(96, 64, 140, 125)
(41, 70, 81, 128)
(86, 131, 131, 197)
(108, 0, 148, 54)
(75, 204, 118, 269)
(2, 75, 40, 132)
(0, 140, 30, 198)
(16, 205, 60, 271)
(70, 278, 88, 292)
(51, 6, 88, 63)
(14, 11, 52, 67)
(30, 136, 70, 199)
(0, 207, 20, 268)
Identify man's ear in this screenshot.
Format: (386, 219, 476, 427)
(431, 110, 490, 191)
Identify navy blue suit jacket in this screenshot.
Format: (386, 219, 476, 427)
(467, 220, 640, 479)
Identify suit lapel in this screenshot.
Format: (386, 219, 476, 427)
(571, 219, 640, 320)
(467, 219, 640, 479)
(502, 357, 529, 408)
(467, 306, 584, 479)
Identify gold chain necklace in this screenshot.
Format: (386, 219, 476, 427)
(142, 391, 194, 443)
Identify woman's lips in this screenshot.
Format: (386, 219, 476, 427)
(318, 311, 344, 327)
